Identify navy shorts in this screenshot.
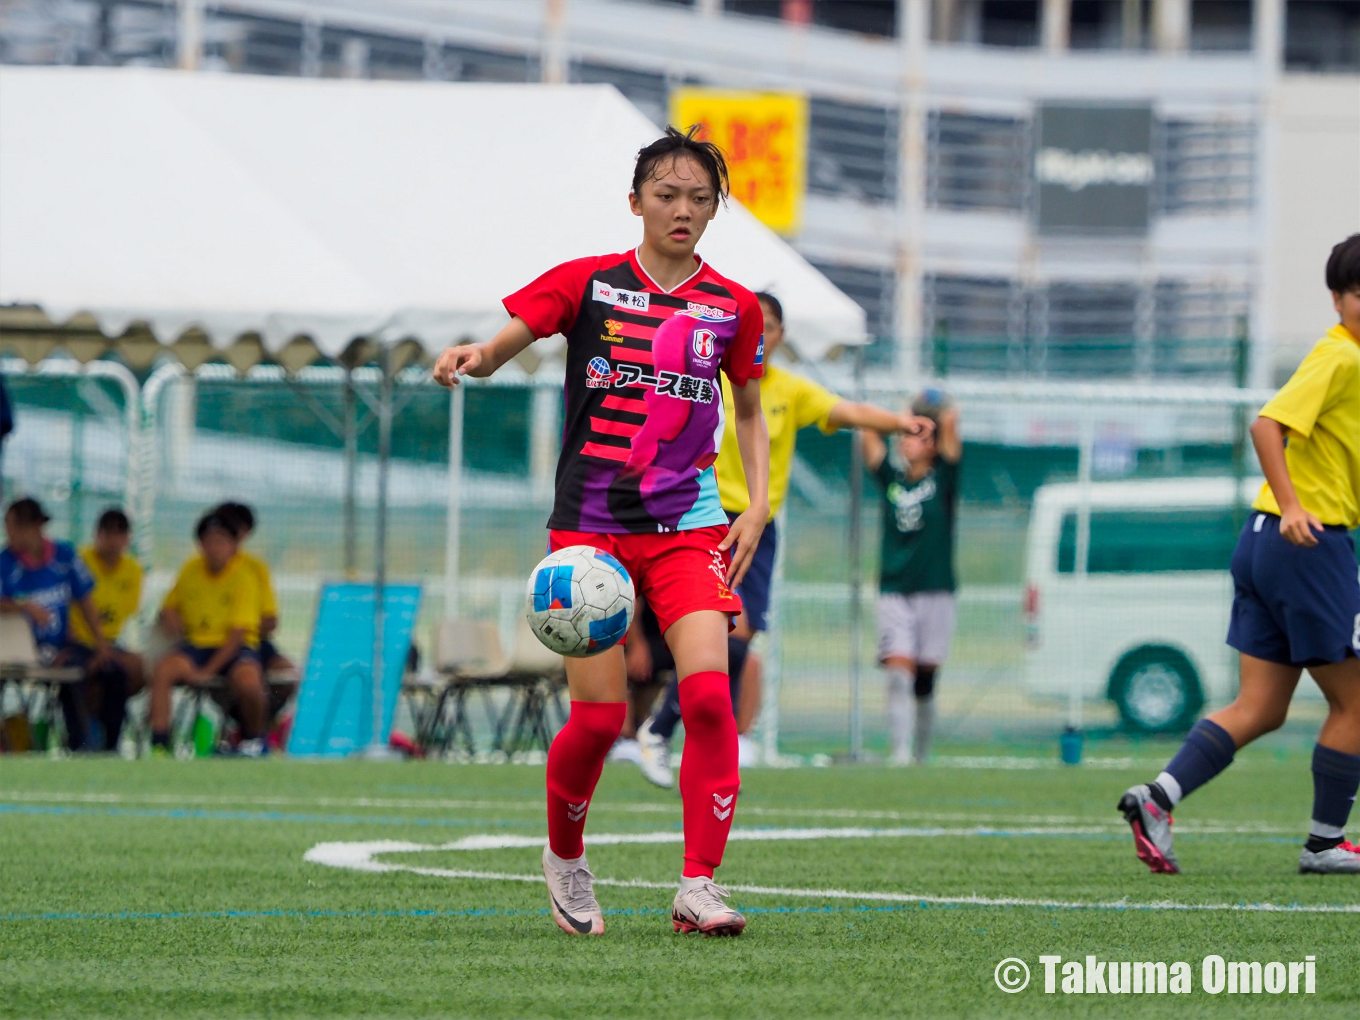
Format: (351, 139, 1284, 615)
(175, 642, 261, 674)
(1227, 512, 1360, 667)
(726, 511, 779, 633)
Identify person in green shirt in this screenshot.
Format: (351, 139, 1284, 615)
(861, 391, 962, 765)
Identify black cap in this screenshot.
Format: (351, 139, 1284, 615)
(6, 497, 50, 526)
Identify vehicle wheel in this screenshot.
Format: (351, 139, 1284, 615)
(1108, 646, 1203, 734)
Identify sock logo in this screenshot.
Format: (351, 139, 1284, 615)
(567, 800, 588, 822)
(712, 792, 734, 821)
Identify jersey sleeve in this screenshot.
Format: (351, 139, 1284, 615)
(161, 563, 188, 612)
(791, 374, 842, 434)
(67, 547, 94, 601)
(872, 458, 895, 490)
(720, 287, 766, 387)
(502, 256, 601, 339)
(228, 569, 260, 635)
(252, 557, 279, 618)
(1259, 343, 1347, 439)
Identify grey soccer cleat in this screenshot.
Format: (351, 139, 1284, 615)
(542, 846, 604, 935)
(1299, 840, 1360, 875)
(1118, 784, 1180, 874)
(636, 717, 674, 789)
(672, 877, 746, 937)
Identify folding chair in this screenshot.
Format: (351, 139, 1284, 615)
(415, 618, 509, 758)
(0, 614, 83, 752)
(490, 618, 566, 756)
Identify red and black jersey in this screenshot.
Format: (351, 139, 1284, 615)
(504, 249, 764, 534)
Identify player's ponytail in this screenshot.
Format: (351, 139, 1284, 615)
(632, 125, 730, 201)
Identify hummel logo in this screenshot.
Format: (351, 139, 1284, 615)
(567, 800, 588, 822)
(712, 792, 733, 821)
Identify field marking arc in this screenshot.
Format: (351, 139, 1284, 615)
(304, 829, 1360, 915)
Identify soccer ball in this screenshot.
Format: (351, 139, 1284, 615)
(525, 545, 634, 657)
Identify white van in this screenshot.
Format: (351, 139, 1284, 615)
(1023, 476, 1276, 733)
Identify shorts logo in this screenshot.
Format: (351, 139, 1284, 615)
(585, 356, 614, 389)
(593, 280, 649, 312)
(686, 301, 736, 322)
(708, 549, 734, 599)
(600, 319, 625, 343)
(754, 335, 764, 366)
(692, 329, 715, 359)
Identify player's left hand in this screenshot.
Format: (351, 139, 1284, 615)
(719, 505, 768, 588)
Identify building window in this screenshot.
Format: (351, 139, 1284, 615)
(808, 98, 898, 203)
(1286, 0, 1360, 72)
(924, 275, 1251, 381)
(1154, 118, 1255, 216)
(926, 111, 1030, 212)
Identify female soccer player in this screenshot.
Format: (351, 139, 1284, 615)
(861, 392, 961, 765)
(1120, 233, 1360, 875)
(433, 127, 769, 936)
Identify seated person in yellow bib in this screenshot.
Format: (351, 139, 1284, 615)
(636, 292, 930, 782)
(68, 508, 145, 751)
(216, 502, 297, 727)
(148, 510, 268, 757)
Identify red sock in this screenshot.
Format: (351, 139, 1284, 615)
(678, 670, 740, 878)
(545, 701, 626, 860)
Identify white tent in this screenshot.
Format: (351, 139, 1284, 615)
(0, 65, 867, 366)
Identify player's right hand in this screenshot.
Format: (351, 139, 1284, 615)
(1279, 505, 1323, 547)
(433, 344, 483, 387)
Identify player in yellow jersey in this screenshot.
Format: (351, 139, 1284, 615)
(68, 509, 144, 750)
(148, 510, 268, 756)
(636, 292, 932, 782)
(1121, 233, 1360, 876)
(216, 502, 297, 738)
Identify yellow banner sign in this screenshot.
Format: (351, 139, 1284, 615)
(670, 88, 808, 237)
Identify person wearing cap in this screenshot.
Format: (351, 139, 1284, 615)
(861, 390, 963, 765)
(149, 510, 267, 756)
(68, 508, 145, 751)
(0, 497, 112, 750)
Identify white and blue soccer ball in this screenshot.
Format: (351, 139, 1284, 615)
(525, 545, 634, 657)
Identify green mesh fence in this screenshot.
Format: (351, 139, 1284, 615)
(3, 359, 1336, 759)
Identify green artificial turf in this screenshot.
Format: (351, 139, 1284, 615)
(2, 748, 1357, 1018)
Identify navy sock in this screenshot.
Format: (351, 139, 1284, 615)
(1311, 743, 1360, 835)
(727, 636, 749, 712)
(1162, 718, 1236, 803)
(648, 679, 682, 741)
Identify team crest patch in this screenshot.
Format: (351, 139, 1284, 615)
(585, 357, 614, 389)
(692, 329, 716, 359)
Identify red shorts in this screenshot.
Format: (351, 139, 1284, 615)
(548, 525, 741, 635)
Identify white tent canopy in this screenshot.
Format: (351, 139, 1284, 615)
(0, 66, 867, 366)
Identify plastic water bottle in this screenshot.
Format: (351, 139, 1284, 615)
(192, 713, 216, 757)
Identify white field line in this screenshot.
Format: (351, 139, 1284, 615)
(304, 831, 1360, 915)
(0, 790, 1298, 834)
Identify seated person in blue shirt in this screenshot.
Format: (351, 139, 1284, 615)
(0, 498, 112, 750)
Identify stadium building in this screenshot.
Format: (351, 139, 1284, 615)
(2, 0, 1356, 388)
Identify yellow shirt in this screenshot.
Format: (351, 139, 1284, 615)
(1253, 324, 1360, 528)
(162, 555, 260, 649)
(236, 550, 278, 619)
(715, 364, 841, 519)
(68, 546, 142, 646)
